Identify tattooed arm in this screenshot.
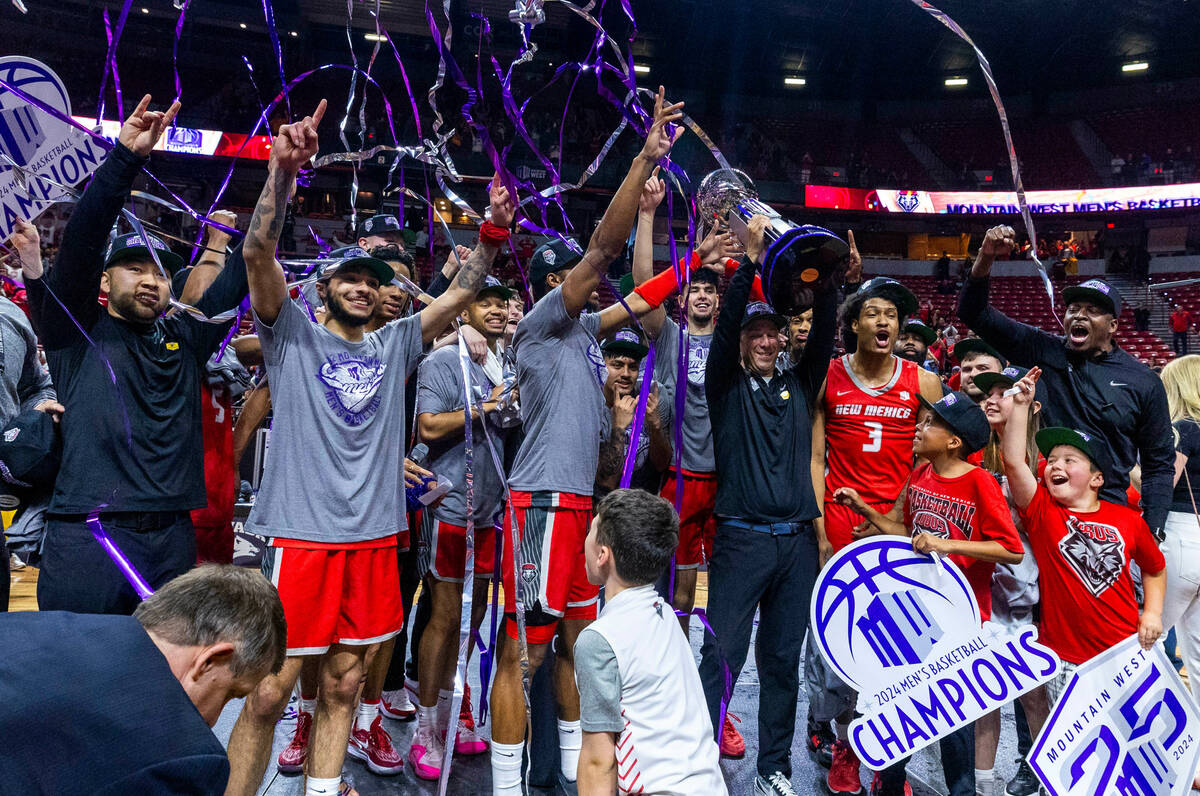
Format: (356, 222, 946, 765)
(245, 101, 326, 325)
(418, 179, 515, 344)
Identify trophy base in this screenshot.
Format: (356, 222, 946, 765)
(761, 225, 851, 315)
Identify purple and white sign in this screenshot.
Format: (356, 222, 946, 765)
(811, 537, 1061, 769)
(1030, 637, 1200, 795)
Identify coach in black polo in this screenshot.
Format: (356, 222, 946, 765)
(698, 215, 840, 795)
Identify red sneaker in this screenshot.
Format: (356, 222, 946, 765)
(379, 687, 416, 721)
(454, 697, 489, 756)
(276, 710, 311, 773)
(347, 715, 404, 775)
(720, 713, 745, 758)
(826, 740, 864, 795)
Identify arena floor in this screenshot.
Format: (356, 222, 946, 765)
(10, 566, 1025, 795)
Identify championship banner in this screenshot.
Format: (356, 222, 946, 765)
(1030, 637, 1200, 796)
(810, 537, 1061, 770)
(0, 56, 106, 241)
(805, 184, 1200, 214)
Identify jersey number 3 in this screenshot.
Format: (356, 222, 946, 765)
(862, 421, 883, 453)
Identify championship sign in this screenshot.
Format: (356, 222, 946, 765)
(1030, 637, 1200, 796)
(0, 56, 106, 242)
(811, 537, 1061, 769)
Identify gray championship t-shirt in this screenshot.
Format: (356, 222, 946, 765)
(416, 345, 510, 525)
(574, 628, 624, 733)
(507, 286, 609, 496)
(654, 317, 714, 473)
(248, 299, 424, 543)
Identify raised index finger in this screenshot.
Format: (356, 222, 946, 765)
(311, 98, 328, 127)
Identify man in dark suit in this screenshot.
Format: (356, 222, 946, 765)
(0, 565, 285, 794)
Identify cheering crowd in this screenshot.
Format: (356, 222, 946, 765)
(0, 86, 1196, 796)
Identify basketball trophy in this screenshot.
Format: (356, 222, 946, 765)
(697, 168, 849, 314)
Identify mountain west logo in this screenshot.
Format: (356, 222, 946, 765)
(1057, 515, 1125, 597)
(317, 352, 387, 426)
(897, 191, 921, 213)
(687, 338, 710, 386)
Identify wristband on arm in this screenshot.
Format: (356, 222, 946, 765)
(633, 253, 703, 308)
(721, 257, 767, 303)
(479, 221, 510, 247)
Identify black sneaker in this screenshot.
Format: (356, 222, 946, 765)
(807, 717, 835, 768)
(1005, 758, 1040, 796)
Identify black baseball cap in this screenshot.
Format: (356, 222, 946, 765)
(918, 390, 991, 453)
(0, 409, 61, 490)
(902, 319, 937, 346)
(601, 328, 649, 360)
(856, 277, 919, 319)
(972, 365, 1029, 396)
(1036, 427, 1106, 478)
(529, 238, 583, 290)
(356, 214, 404, 239)
(477, 275, 515, 302)
(318, 247, 396, 286)
(104, 231, 185, 274)
(953, 337, 1007, 366)
(741, 301, 787, 330)
(1062, 278, 1123, 317)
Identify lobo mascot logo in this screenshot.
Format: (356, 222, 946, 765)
(811, 537, 1060, 769)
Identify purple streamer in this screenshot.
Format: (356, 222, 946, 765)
(96, 2, 132, 124)
(88, 510, 154, 600)
(171, 0, 191, 103)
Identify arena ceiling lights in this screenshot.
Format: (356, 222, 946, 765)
(633, 64, 651, 74)
(784, 77, 807, 88)
(944, 77, 969, 87)
(1122, 61, 1150, 72)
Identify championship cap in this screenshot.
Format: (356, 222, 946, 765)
(856, 277, 919, 319)
(741, 302, 787, 330)
(0, 409, 62, 491)
(902, 319, 937, 346)
(104, 231, 186, 274)
(601, 328, 649, 360)
(529, 238, 583, 290)
(972, 365, 1029, 396)
(356, 214, 404, 239)
(1062, 278, 1123, 317)
(1036, 426, 1109, 479)
(477, 275, 515, 301)
(953, 337, 1007, 366)
(318, 247, 396, 286)
(917, 390, 991, 453)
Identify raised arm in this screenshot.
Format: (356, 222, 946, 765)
(418, 179, 513, 344)
(706, 215, 769, 403)
(561, 87, 683, 318)
(1000, 367, 1042, 510)
(957, 225, 1056, 366)
(179, 210, 237, 305)
(630, 168, 667, 340)
(244, 100, 326, 326)
(29, 95, 178, 346)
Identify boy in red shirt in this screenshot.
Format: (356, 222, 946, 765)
(835, 390, 1024, 796)
(999, 366, 1165, 703)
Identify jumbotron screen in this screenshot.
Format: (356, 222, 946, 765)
(804, 184, 1200, 214)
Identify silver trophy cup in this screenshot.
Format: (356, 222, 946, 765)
(697, 168, 849, 314)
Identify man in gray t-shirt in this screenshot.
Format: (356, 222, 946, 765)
(225, 100, 516, 795)
(410, 276, 517, 770)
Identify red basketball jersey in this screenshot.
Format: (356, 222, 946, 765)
(823, 355, 922, 505)
(191, 382, 235, 528)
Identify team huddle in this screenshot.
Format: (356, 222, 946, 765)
(3, 87, 1198, 796)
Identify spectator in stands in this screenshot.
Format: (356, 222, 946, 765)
(936, 250, 951, 285)
(959, 224, 1175, 543)
(0, 565, 286, 793)
(29, 96, 252, 616)
(1171, 303, 1192, 356)
(1134, 303, 1152, 332)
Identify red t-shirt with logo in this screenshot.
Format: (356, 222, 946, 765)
(904, 462, 1023, 621)
(1019, 485, 1165, 665)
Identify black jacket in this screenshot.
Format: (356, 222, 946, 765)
(705, 257, 837, 524)
(958, 274, 1174, 536)
(26, 143, 248, 513)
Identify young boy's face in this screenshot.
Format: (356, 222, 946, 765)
(1044, 444, 1103, 502)
(913, 408, 958, 459)
(584, 514, 607, 586)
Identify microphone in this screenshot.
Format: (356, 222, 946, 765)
(408, 442, 429, 468)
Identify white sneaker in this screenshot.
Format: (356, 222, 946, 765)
(380, 687, 416, 721)
(408, 725, 445, 781)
